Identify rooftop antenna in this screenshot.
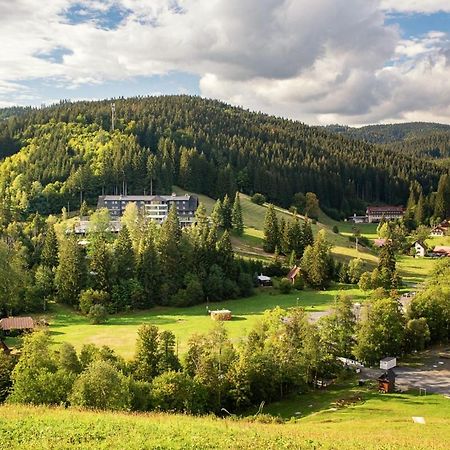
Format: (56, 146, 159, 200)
(111, 102, 116, 131)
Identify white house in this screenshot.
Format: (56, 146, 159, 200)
(412, 240, 427, 258)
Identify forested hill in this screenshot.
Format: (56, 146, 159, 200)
(0, 96, 443, 219)
(324, 122, 450, 161)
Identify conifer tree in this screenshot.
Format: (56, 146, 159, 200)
(434, 174, 450, 220)
(41, 224, 59, 269)
(231, 193, 244, 235)
(133, 324, 160, 381)
(289, 217, 304, 257)
(55, 234, 86, 306)
(300, 230, 332, 289)
(89, 237, 113, 292)
(211, 199, 223, 228)
(221, 194, 233, 230)
(216, 230, 235, 279)
(158, 204, 182, 297)
(263, 204, 280, 253)
(377, 240, 398, 289)
(415, 191, 425, 225)
(138, 233, 161, 306)
(302, 219, 314, 249)
(114, 224, 135, 280)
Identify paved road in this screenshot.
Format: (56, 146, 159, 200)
(360, 356, 450, 395)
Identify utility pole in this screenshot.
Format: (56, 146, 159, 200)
(111, 102, 116, 131)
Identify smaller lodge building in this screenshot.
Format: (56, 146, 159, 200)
(348, 206, 404, 223)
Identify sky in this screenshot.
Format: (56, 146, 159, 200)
(1, 0, 450, 126)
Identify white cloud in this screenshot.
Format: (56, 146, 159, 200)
(0, 0, 450, 125)
(381, 0, 450, 14)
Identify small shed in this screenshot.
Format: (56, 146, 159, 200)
(210, 309, 232, 321)
(286, 266, 301, 284)
(257, 274, 272, 287)
(380, 356, 397, 370)
(0, 317, 35, 332)
(378, 369, 396, 393)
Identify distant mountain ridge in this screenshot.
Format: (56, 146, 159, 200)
(323, 122, 450, 162)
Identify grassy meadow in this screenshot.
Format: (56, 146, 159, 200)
(1, 390, 449, 449)
(8, 285, 366, 359)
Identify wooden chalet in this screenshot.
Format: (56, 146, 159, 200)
(378, 368, 396, 393)
(0, 317, 35, 333)
(286, 266, 301, 284)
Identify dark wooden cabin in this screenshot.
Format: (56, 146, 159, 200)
(378, 368, 396, 393)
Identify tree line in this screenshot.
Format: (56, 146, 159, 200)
(0, 202, 259, 317)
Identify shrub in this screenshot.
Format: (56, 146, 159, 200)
(79, 289, 109, 315)
(69, 360, 130, 410)
(250, 193, 266, 205)
(88, 304, 108, 324)
(151, 371, 208, 414)
(358, 272, 372, 291)
(278, 278, 292, 294)
(293, 276, 304, 290)
(332, 225, 339, 234)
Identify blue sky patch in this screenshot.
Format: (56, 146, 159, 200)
(386, 12, 450, 38)
(63, 2, 131, 30)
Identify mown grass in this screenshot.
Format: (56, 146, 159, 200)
(8, 285, 366, 359)
(1, 391, 449, 449)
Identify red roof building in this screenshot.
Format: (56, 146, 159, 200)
(0, 317, 35, 331)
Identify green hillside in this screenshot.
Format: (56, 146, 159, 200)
(1, 392, 449, 449)
(0, 96, 443, 222)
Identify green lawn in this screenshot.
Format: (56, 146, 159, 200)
(9, 286, 366, 359)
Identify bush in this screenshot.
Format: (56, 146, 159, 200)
(293, 276, 304, 290)
(332, 225, 339, 234)
(278, 278, 292, 294)
(250, 193, 266, 205)
(238, 272, 254, 297)
(69, 360, 130, 410)
(358, 272, 372, 291)
(151, 371, 208, 414)
(79, 289, 109, 315)
(88, 304, 108, 324)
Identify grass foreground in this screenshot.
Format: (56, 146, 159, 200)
(1, 390, 449, 449)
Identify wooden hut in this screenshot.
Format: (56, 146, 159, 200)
(0, 317, 35, 333)
(210, 309, 232, 321)
(377, 369, 396, 393)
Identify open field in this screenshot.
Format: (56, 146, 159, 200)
(6, 286, 366, 359)
(1, 390, 449, 449)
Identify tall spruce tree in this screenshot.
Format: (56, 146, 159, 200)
(434, 174, 450, 220)
(211, 199, 223, 228)
(158, 204, 182, 298)
(138, 232, 161, 306)
(216, 230, 235, 279)
(302, 219, 314, 249)
(89, 237, 113, 292)
(263, 204, 280, 253)
(113, 224, 135, 280)
(55, 234, 86, 306)
(415, 191, 425, 226)
(231, 193, 244, 235)
(41, 224, 59, 269)
(221, 194, 233, 230)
